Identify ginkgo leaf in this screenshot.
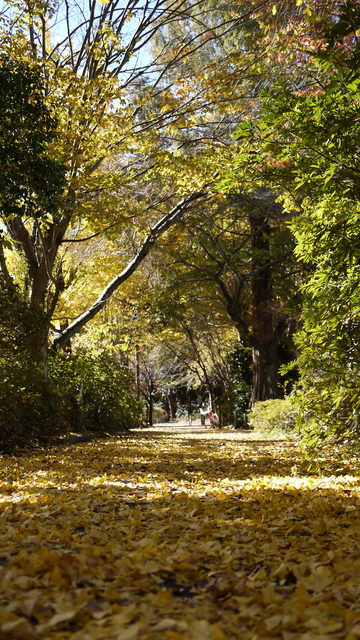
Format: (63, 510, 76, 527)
(0, 427, 360, 640)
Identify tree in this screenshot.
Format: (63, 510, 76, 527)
(0, 0, 261, 353)
(149, 299, 242, 425)
(0, 57, 67, 354)
(139, 0, 323, 406)
(1, 0, 340, 419)
(53, 191, 209, 348)
(0, 57, 66, 225)
(3, 0, 328, 353)
(224, 1, 360, 447)
(149, 190, 298, 405)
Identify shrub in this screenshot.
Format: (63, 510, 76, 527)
(49, 350, 142, 433)
(248, 398, 298, 434)
(0, 277, 142, 448)
(0, 276, 70, 448)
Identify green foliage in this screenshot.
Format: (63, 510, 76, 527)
(248, 398, 298, 434)
(0, 275, 68, 449)
(0, 276, 47, 361)
(290, 197, 360, 454)
(222, 3, 360, 452)
(280, 34, 360, 451)
(0, 56, 66, 221)
(227, 344, 252, 416)
(49, 350, 142, 433)
(0, 276, 141, 448)
(0, 362, 69, 450)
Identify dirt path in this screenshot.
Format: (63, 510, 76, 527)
(0, 428, 359, 639)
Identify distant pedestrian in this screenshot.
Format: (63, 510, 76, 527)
(199, 402, 207, 426)
(188, 401, 193, 426)
(208, 408, 220, 428)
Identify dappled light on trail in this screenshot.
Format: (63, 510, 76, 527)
(1, 428, 360, 639)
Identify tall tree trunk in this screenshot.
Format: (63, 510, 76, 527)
(6, 215, 71, 367)
(148, 379, 154, 426)
(168, 388, 177, 420)
(135, 345, 140, 399)
(249, 214, 281, 408)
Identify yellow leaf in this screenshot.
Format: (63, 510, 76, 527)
(262, 584, 277, 604)
(48, 610, 76, 627)
(211, 624, 226, 640)
(117, 623, 140, 640)
(301, 566, 333, 592)
(164, 632, 183, 640)
(346, 612, 360, 625)
(110, 606, 137, 627)
(1, 617, 32, 638)
(272, 563, 287, 578)
(190, 619, 213, 637)
(103, 585, 120, 600)
(138, 560, 160, 573)
(153, 618, 178, 631)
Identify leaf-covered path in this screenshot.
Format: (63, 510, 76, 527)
(1, 427, 360, 640)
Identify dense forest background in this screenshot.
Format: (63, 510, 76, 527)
(1, 0, 359, 453)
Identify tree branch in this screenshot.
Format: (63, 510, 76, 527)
(7, 217, 38, 274)
(52, 190, 209, 348)
(0, 238, 11, 282)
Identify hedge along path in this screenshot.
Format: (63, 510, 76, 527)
(1, 428, 360, 640)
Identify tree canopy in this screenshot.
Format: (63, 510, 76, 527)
(222, 0, 360, 448)
(2, 0, 360, 451)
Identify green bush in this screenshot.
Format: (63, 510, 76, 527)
(0, 277, 142, 448)
(248, 398, 298, 434)
(0, 276, 70, 448)
(49, 350, 142, 433)
(0, 360, 71, 448)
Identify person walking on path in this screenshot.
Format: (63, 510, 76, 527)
(199, 402, 207, 426)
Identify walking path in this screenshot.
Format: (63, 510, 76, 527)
(152, 418, 210, 429)
(0, 427, 359, 639)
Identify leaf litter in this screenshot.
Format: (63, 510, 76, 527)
(1, 427, 360, 640)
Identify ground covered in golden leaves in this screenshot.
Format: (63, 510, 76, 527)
(1, 427, 360, 640)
